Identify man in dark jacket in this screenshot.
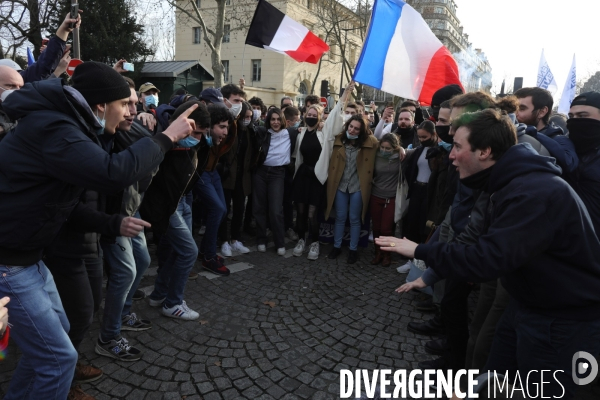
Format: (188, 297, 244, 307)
(0, 62, 195, 400)
(380, 109, 600, 399)
(515, 87, 563, 138)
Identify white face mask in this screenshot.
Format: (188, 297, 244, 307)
(343, 113, 352, 123)
(252, 109, 261, 121)
(95, 103, 107, 131)
(226, 99, 242, 118)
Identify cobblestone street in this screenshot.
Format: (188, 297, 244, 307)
(1, 231, 599, 399)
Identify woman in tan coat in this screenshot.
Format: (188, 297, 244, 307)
(325, 115, 379, 264)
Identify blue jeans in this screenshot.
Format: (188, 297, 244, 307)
(0, 262, 78, 400)
(334, 190, 363, 251)
(196, 170, 227, 259)
(485, 299, 600, 399)
(100, 218, 151, 341)
(151, 194, 198, 308)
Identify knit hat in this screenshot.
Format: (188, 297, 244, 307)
(431, 84, 464, 108)
(571, 92, 600, 110)
(71, 61, 131, 106)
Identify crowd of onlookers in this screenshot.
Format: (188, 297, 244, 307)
(1, 10, 600, 400)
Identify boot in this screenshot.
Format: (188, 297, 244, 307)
(381, 251, 391, 267)
(370, 245, 383, 265)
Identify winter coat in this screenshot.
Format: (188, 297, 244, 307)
(221, 123, 254, 196)
(416, 144, 600, 320)
(325, 133, 379, 222)
(0, 79, 171, 265)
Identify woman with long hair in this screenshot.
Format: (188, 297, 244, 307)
(370, 133, 402, 267)
(325, 113, 379, 264)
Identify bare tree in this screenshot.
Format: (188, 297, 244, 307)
(0, 0, 61, 59)
(167, 0, 256, 87)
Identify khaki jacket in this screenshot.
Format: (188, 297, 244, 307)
(325, 133, 379, 222)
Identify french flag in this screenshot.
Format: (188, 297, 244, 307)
(245, 0, 329, 64)
(354, 0, 463, 105)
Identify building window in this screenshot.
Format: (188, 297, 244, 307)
(307, 0, 312, 9)
(226, 0, 231, 5)
(193, 27, 201, 44)
(195, 0, 200, 7)
(252, 59, 261, 82)
(222, 60, 229, 82)
(223, 24, 230, 43)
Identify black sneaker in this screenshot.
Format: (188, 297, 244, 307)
(347, 250, 358, 264)
(327, 247, 342, 259)
(132, 289, 146, 301)
(202, 258, 230, 276)
(407, 315, 444, 336)
(424, 337, 449, 356)
(121, 313, 152, 331)
(95, 336, 142, 361)
(416, 299, 438, 313)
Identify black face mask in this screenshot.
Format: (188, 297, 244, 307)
(436, 125, 452, 144)
(460, 165, 495, 191)
(567, 118, 600, 154)
(305, 117, 318, 128)
(420, 139, 435, 147)
(396, 126, 412, 134)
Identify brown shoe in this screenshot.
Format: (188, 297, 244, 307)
(74, 362, 103, 383)
(68, 385, 96, 400)
(370, 246, 383, 265)
(189, 271, 199, 280)
(381, 252, 391, 267)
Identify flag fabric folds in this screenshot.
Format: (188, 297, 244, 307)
(27, 47, 35, 67)
(537, 49, 558, 95)
(558, 54, 576, 115)
(353, 0, 462, 105)
(245, 0, 329, 64)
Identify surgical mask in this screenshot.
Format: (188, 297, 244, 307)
(205, 131, 214, 147)
(292, 121, 300, 128)
(0, 88, 15, 102)
(226, 100, 242, 118)
(305, 117, 318, 128)
(439, 141, 452, 152)
(243, 119, 251, 126)
(383, 122, 391, 128)
(343, 113, 352, 123)
(178, 136, 200, 148)
(145, 94, 158, 108)
(252, 109, 261, 121)
(436, 125, 452, 144)
(346, 130, 359, 140)
(95, 103, 107, 131)
(379, 149, 393, 158)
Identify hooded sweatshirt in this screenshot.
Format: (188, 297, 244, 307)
(0, 79, 172, 265)
(415, 143, 600, 320)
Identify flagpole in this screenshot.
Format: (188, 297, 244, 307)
(241, 44, 247, 83)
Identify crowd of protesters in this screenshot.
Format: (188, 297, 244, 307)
(0, 10, 599, 400)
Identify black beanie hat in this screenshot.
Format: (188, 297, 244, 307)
(72, 61, 131, 107)
(431, 84, 464, 107)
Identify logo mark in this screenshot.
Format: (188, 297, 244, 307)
(572, 351, 599, 385)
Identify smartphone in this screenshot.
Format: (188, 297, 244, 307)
(123, 62, 134, 72)
(69, 4, 79, 29)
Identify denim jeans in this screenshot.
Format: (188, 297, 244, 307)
(100, 217, 151, 341)
(485, 299, 600, 399)
(0, 262, 78, 400)
(253, 165, 286, 248)
(196, 170, 227, 259)
(334, 190, 363, 250)
(151, 194, 198, 308)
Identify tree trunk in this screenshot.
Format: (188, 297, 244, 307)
(26, 0, 42, 57)
(210, 0, 226, 87)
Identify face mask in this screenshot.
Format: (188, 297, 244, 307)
(178, 135, 200, 148)
(243, 119, 251, 127)
(439, 141, 452, 152)
(346, 130, 359, 140)
(252, 109, 261, 121)
(205, 130, 214, 147)
(567, 118, 600, 153)
(421, 139, 435, 147)
(145, 94, 158, 108)
(343, 113, 352, 123)
(95, 103, 107, 131)
(379, 149, 393, 158)
(227, 100, 242, 118)
(305, 117, 318, 127)
(383, 122, 391, 128)
(0, 89, 15, 102)
(436, 125, 452, 144)
(292, 121, 300, 128)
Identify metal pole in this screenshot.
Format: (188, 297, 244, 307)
(72, 0, 81, 59)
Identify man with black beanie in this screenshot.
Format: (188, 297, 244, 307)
(0, 61, 195, 400)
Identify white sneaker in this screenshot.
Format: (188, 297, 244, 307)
(257, 244, 266, 252)
(397, 261, 411, 274)
(307, 242, 320, 260)
(221, 242, 232, 257)
(287, 228, 299, 241)
(231, 240, 250, 254)
(162, 300, 199, 320)
(148, 297, 166, 307)
(277, 247, 286, 256)
(198, 226, 206, 235)
(368, 232, 374, 242)
(293, 239, 305, 256)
